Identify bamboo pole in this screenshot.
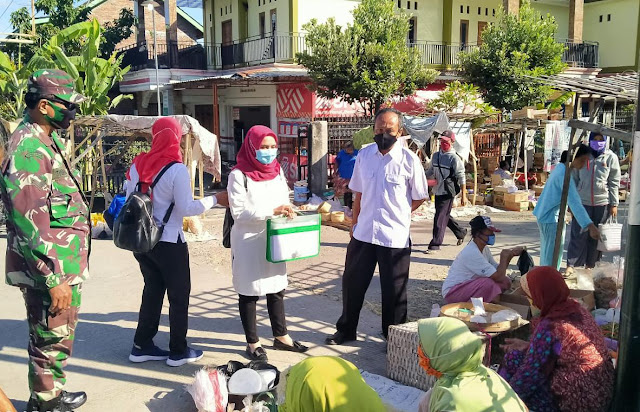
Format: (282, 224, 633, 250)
(470, 129, 478, 206)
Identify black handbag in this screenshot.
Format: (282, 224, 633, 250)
(222, 173, 247, 249)
(518, 249, 535, 275)
(113, 162, 179, 254)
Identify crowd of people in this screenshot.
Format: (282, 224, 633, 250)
(0, 69, 618, 412)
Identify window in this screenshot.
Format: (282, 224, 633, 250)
(407, 1, 410, 9)
(460, 5, 463, 13)
(230, 3, 232, 12)
(607, 14, 611, 21)
(485, 8, 488, 16)
(225, 6, 227, 14)
(599, 15, 603, 22)
(415, 2, 417, 9)
(399, 0, 402, 8)
(467, 6, 470, 14)
(220, 7, 222, 16)
(478, 7, 481, 15)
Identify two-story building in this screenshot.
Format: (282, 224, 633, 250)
(118, 0, 639, 162)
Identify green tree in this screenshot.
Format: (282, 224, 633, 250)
(297, 0, 438, 115)
(3, 0, 135, 65)
(460, 0, 566, 111)
(0, 20, 132, 120)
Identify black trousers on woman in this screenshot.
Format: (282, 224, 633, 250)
(238, 290, 288, 343)
(133, 240, 191, 355)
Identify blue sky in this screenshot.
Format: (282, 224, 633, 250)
(0, 0, 203, 40)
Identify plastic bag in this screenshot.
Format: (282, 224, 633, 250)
(597, 216, 623, 252)
(517, 250, 534, 275)
(185, 368, 228, 412)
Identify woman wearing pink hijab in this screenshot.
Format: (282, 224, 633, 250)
(228, 125, 308, 361)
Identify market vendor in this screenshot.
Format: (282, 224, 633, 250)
(416, 317, 527, 412)
(516, 169, 537, 187)
(278, 356, 386, 412)
(441, 216, 523, 304)
(499, 266, 614, 412)
(534, 146, 600, 269)
(333, 141, 358, 209)
(493, 160, 512, 179)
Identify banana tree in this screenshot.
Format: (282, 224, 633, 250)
(0, 19, 131, 120)
(38, 19, 132, 115)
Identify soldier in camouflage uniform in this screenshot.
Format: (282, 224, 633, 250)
(0, 69, 90, 412)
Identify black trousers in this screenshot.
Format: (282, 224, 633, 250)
(429, 194, 466, 249)
(133, 240, 191, 355)
(336, 238, 411, 338)
(238, 290, 288, 344)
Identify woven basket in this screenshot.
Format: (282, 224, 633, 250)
(386, 322, 436, 392)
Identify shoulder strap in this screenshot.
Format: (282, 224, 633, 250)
(150, 161, 181, 191)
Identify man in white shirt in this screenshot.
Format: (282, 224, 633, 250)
(326, 108, 429, 345)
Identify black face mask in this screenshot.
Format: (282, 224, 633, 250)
(45, 100, 77, 130)
(373, 133, 397, 152)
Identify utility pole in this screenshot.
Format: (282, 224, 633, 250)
(613, 74, 640, 410)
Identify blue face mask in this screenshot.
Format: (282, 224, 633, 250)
(256, 148, 278, 165)
(486, 234, 496, 246)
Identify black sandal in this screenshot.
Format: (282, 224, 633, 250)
(273, 339, 309, 353)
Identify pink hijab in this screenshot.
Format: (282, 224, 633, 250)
(233, 125, 281, 181)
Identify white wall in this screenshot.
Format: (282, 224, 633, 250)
(298, 0, 358, 29)
(218, 85, 278, 137)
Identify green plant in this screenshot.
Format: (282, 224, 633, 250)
(0, 20, 132, 120)
(547, 91, 574, 110)
(297, 0, 438, 115)
(460, 0, 566, 111)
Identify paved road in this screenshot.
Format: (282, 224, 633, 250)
(0, 202, 628, 411)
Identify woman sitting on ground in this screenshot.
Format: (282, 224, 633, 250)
(277, 356, 386, 412)
(441, 215, 523, 304)
(417, 317, 527, 412)
(499, 266, 614, 412)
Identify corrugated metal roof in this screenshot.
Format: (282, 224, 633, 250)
(171, 66, 309, 87)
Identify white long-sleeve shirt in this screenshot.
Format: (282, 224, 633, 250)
(126, 163, 216, 243)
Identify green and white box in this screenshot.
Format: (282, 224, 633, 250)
(266, 214, 321, 263)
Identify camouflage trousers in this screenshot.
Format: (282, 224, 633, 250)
(22, 284, 82, 402)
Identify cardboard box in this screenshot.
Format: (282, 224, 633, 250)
(505, 191, 529, 203)
(474, 195, 485, 205)
(491, 174, 504, 187)
(533, 185, 545, 196)
(619, 190, 628, 202)
(479, 184, 490, 192)
(498, 292, 532, 320)
(569, 289, 595, 311)
(505, 200, 529, 212)
(494, 185, 517, 193)
(535, 172, 548, 184)
(494, 192, 505, 207)
(512, 107, 548, 120)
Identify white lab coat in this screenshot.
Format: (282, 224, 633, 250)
(228, 168, 290, 296)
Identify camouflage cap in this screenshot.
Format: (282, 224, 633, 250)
(28, 69, 87, 104)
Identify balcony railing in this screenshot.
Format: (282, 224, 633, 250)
(409, 42, 478, 68)
(561, 40, 599, 68)
(207, 33, 307, 69)
(116, 35, 599, 72)
(117, 40, 207, 71)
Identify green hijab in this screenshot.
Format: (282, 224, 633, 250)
(418, 318, 528, 412)
(278, 356, 386, 412)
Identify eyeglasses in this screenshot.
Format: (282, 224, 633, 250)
(46, 97, 77, 112)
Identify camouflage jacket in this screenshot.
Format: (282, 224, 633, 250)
(0, 116, 90, 290)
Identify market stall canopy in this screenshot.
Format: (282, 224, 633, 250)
(404, 112, 450, 148)
(73, 115, 221, 180)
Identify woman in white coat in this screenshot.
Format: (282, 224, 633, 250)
(228, 125, 309, 361)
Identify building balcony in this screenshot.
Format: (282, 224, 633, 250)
(206, 33, 307, 69)
(117, 40, 207, 71)
(116, 35, 599, 73)
(410, 39, 599, 69)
